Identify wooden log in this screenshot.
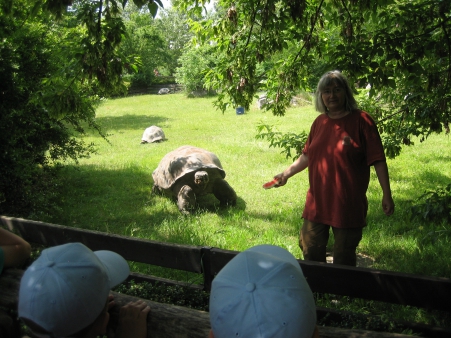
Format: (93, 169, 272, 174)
(109, 291, 211, 338)
(109, 292, 416, 338)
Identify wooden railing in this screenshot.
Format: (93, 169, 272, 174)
(1, 216, 450, 338)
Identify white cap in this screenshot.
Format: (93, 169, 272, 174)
(19, 242, 130, 337)
(209, 245, 316, 338)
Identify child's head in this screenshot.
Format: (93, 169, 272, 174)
(209, 244, 317, 338)
(18, 242, 130, 337)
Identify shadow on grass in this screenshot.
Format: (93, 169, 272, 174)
(46, 164, 154, 228)
(41, 155, 450, 278)
(85, 114, 171, 137)
(364, 164, 451, 276)
(413, 150, 451, 164)
(46, 164, 247, 241)
(391, 165, 450, 189)
(367, 165, 450, 229)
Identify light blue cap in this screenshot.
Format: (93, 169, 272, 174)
(18, 242, 130, 337)
(209, 245, 316, 338)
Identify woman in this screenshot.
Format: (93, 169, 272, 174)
(274, 70, 394, 266)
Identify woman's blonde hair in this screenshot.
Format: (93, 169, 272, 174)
(313, 70, 358, 114)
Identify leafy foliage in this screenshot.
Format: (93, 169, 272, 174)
(175, 44, 218, 93)
(410, 183, 451, 251)
(410, 183, 451, 223)
(174, 0, 451, 158)
(0, 10, 95, 212)
(154, 8, 194, 76)
(256, 124, 308, 161)
(120, 9, 168, 87)
(0, 0, 159, 214)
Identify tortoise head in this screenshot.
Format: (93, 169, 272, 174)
(194, 171, 209, 190)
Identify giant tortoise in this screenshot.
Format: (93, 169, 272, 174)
(152, 146, 237, 214)
(141, 126, 166, 144)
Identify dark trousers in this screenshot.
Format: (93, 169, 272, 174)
(299, 219, 363, 266)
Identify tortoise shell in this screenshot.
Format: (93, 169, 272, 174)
(152, 145, 225, 190)
(141, 126, 166, 144)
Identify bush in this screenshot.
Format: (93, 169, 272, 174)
(0, 7, 103, 215)
(175, 45, 217, 94)
(410, 183, 451, 223)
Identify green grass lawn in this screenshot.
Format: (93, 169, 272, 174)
(30, 93, 451, 277)
(24, 92, 451, 328)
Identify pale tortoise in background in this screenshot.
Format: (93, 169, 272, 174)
(158, 88, 170, 95)
(141, 126, 166, 144)
(152, 145, 237, 214)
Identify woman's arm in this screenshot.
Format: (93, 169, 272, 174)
(373, 160, 395, 216)
(274, 153, 309, 186)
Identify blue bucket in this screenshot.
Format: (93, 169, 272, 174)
(236, 107, 245, 115)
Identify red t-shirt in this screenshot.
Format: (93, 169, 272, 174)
(302, 110, 386, 228)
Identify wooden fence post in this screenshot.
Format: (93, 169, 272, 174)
(201, 246, 213, 292)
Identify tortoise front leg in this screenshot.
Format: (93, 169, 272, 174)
(213, 179, 237, 206)
(177, 185, 196, 215)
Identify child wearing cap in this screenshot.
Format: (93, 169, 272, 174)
(18, 242, 150, 338)
(208, 244, 320, 338)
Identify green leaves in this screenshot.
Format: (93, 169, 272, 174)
(256, 124, 308, 161)
(132, 0, 148, 8)
(148, 1, 158, 17)
(411, 183, 451, 223)
(173, 0, 450, 159)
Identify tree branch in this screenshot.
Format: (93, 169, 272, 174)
(243, 0, 261, 52)
(340, 0, 353, 39)
(378, 108, 407, 123)
(293, 0, 324, 64)
(98, 0, 103, 35)
(440, 18, 451, 91)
